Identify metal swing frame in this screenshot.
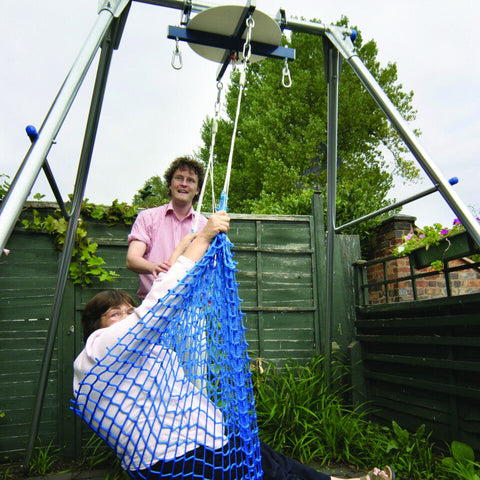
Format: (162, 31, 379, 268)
(1, 0, 479, 470)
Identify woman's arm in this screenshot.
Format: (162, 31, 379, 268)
(182, 211, 229, 262)
(82, 212, 230, 361)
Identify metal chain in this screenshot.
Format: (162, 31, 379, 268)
(242, 16, 255, 63)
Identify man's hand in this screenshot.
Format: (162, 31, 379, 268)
(152, 261, 171, 277)
(126, 240, 169, 277)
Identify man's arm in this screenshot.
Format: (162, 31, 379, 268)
(126, 240, 171, 277)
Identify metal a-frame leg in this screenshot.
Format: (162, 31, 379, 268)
(324, 27, 480, 246)
(23, 5, 131, 471)
(322, 38, 342, 388)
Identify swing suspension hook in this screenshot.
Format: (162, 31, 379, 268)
(171, 37, 183, 70)
(282, 58, 292, 88)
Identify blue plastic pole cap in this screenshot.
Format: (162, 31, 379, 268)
(25, 125, 38, 142)
(448, 177, 458, 185)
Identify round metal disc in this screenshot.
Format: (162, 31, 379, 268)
(186, 5, 282, 63)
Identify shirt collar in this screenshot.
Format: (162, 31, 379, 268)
(165, 201, 195, 220)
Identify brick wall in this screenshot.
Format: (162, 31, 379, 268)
(364, 215, 480, 303)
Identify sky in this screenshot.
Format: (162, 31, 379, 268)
(1, 0, 479, 228)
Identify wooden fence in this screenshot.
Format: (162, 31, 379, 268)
(352, 261, 480, 452)
(0, 197, 360, 460)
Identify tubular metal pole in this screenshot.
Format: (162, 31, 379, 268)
(325, 27, 480, 247)
(0, 9, 115, 253)
(335, 185, 439, 233)
(134, 0, 217, 12)
(23, 26, 119, 473)
(324, 41, 341, 387)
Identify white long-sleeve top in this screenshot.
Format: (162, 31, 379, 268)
(73, 256, 226, 471)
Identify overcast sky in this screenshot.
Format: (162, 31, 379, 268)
(1, 0, 479, 228)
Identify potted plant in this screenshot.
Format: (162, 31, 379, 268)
(394, 219, 480, 270)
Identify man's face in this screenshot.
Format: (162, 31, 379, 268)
(169, 167, 200, 206)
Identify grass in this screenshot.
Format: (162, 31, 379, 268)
(251, 354, 462, 480)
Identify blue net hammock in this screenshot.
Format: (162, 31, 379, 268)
(72, 220, 263, 479)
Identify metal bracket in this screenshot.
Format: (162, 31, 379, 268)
(180, 0, 193, 25)
(275, 8, 287, 32)
(168, 0, 295, 81)
(322, 36, 344, 84)
(167, 25, 295, 80)
(324, 25, 357, 61)
(98, 0, 131, 18)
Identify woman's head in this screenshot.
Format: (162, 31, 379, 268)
(81, 289, 137, 342)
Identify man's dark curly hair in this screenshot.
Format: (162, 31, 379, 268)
(164, 156, 205, 204)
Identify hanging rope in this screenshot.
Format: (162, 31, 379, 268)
(194, 15, 255, 220)
(193, 81, 223, 232)
(221, 15, 254, 200)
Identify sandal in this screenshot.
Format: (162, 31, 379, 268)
(360, 465, 395, 480)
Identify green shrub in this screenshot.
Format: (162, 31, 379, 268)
(441, 441, 480, 480)
(252, 356, 442, 479)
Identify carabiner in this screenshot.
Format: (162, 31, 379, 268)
(282, 58, 292, 88)
(171, 38, 183, 70)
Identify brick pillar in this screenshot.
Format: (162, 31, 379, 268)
(364, 215, 417, 304)
(365, 214, 417, 260)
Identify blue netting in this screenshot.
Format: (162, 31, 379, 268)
(72, 227, 263, 479)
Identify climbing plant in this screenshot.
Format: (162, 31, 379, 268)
(21, 199, 138, 285)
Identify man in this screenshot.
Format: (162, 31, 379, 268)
(126, 156, 208, 298)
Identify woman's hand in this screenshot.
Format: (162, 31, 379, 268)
(198, 211, 230, 242)
(183, 211, 230, 262)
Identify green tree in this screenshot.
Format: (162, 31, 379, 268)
(198, 17, 420, 236)
(132, 175, 170, 208)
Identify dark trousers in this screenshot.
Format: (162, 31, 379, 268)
(260, 442, 330, 480)
(136, 441, 331, 480)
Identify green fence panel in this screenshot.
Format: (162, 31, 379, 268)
(353, 293, 480, 451)
(0, 231, 61, 459)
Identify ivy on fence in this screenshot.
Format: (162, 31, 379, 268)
(21, 199, 138, 285)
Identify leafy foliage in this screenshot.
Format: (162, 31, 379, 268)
(131, 175, 170, 208)
(252, 356, 378, 467)
(0, 174, 10, 201)
(385, 421, 437, 479)
(198, 17, 420, 238)
(252, 356, 445, 479)
(80, 198, 138, 226)
(28, 440, 61, 476)
(78, 434, 129, 479)
(21, 198, 138, 285)
(441, 441, 480, 480)
(394, 218, 480, 270)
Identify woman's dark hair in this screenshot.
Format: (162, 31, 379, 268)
(164, 156, 205, 203)
(81, 289, 137, 342)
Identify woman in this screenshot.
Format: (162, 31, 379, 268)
(73, 211, 394, 480)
